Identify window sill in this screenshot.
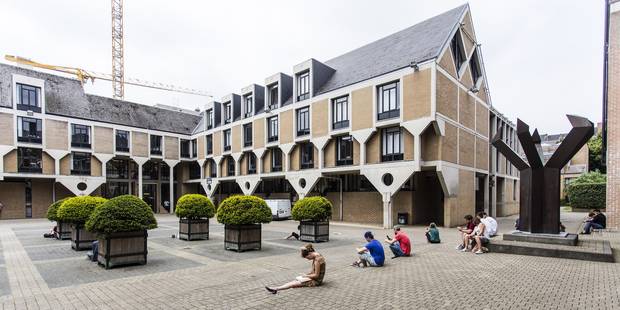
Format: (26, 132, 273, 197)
(116, 147, 130, 153)
(377, 110, 400, 121)
(16, 105, 41, 113)
(71, 170, 91, 176)
(18, 168, 42, 174)
(17, 138, 42, 144)
(336, 159, 353, 166)
(71, 143, 91, 148)
(381, 154, 404, 162)
(332, 121, 350, 130)
(267, 137, 279, 143)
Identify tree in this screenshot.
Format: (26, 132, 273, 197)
(588, 133, 605, 173)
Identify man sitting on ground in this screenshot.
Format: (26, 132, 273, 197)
(583, 209, 607, 234)
(385, 226, 411, 258)
(456, 215, 476, 250)
(352, 231, 385, 267)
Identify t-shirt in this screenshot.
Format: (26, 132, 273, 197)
(485, 217, 498, 236)
(466, 221, 476, 231)
(394, 231, 411, 255)
(479, 219, 492, 238)
(365, 239, 385, 266)
(428, 227, 440, 242)
(593, 213, 607, 228)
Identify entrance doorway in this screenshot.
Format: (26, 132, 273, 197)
(475, 174, 486, 214)
(160, 183, 170, 213)
(142, 184, 157, 213)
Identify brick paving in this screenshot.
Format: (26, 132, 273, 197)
(0, 212, 619, 309)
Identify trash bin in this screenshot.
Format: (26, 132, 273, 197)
(397, 213, 408, 225)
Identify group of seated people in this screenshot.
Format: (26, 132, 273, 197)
(582, 209, 606, 234)
(456, 212, 498, 254)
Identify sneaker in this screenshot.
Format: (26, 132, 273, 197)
(460, 248, 469, 252)
(391, 256, 398, 259)
(481, 247, 489, 252)
(456, 244, 464, 250)
(474, 250, 484, 254)
(265, 286, 277, 294)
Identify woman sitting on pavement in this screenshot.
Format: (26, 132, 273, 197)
(425, 223, 441, 243)
(265, 244, 326, 294)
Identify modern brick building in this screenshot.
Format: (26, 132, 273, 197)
(0, 4, 519, 227)
(606, 0, 620, 229)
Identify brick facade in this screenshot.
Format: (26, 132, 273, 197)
(607, 3, 620, 229)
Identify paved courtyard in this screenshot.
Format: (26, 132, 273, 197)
(0, 211, 619, 309)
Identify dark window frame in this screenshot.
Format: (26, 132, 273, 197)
(336, 135, 353, 166)
(150, 135, 162, 155)
(451, 30, 467, 73)
(469, 49, 482, 86)
(243, 123, 253, 147)
(267, 116, 279, 142)
(206, 134, 213, 155)
(224, 102, 232, 124)
(17, 117, 42, 144)
(381, 127, 404, 162)
(299, 142, 314, 170)
(17, 147, 42, 173)
(377, 81, 400, 121)
(191, 139, 197, 158)
(71, 124, 91, 148)
(332, 95, 350, 130)
(209, 159, 217, 177)
(271, 148, 282, 172)
(268, 84, 279, 110)
(16, 83, 41, 113)
(247, 153, 257, 174)
(180, 139, 191, 158)
(189, 162, 201, 180)
(71, 152, 91, 176)
(206, 109, 214, 129)
(296, 106, 310, 136)
(296, 71, 310, 101)
(227, 157, 235, 176)
(115, 130, 130, 153)
(223, 129, 231, 152)
(244, 94, 253, 118)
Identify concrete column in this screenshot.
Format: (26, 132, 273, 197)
(169, 167, 174, 214)
(382, 192, 393, 229)
(138, 163, 144, 199)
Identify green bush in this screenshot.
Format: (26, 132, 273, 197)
(86, 195, 157, 235)
(46, 198, 69, 222)
(571, 171, 606, 185)
(175, 194, 216, 219)
(292, 196, 333, 221)
(566, 183, 606, 210)
(56, 196, 107, 226)
(216, 195, 272, 225)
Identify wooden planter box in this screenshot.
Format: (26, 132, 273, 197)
(97, 230, 148, 269)
(224, 224, 262, 252)
(179, 218, 209, 241)
(57, 221, 71, 240)
(70, 224, 97, 250)
(300, 221, 330, 243)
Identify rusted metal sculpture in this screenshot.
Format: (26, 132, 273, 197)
(491, 115, 594, 234)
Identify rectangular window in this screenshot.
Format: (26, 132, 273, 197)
(71, 124, 91, 148)
(268, 116, 279, 142)
(381, 127, 403, 162)
(150, 135, 162, 155)
(247, 153, 257, 174)
(244, 94, 253, 118)
(106, 159, 129, 179)
(189, 162, 201, 180)
(296, 106, 310, 136)
(180, 139, 191, 158)
(17, 117, 42, 144)
(470, 49, 482, 86)
(300, 142, 314, 169)
(25, 182, 32, 218)
(268, 84, 279, 109)
(16, 83, 41, 113)
(332, 96, 349, 129)
(336, 135, 353, 166)
(71, 152, 91, 175)
(18, 147, 42, 173)
(115, 130, 130, 152)
(223, 129, 231, 151)
(191, 139, 197, 158)
(296, 71, 310, 101)
(224, 102, 232, 124)
(206, 109, 214, 129)
(377, 81, 400, 120)
(271, 148, 282, 172)
(243, 123, 253, 147)
(451, 30, 466, 73)
(142, 161, 159, 180)
(206, 135, 213, 155)
(209, 160, 217, 177)
(227, 157, 235, 176)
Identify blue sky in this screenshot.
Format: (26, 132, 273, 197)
(0, 0, 605, 134)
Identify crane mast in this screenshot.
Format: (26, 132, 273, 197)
(111, 0, 124, 99)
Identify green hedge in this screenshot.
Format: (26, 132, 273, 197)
(56, 196, 107, 226)
(566, 182, 606, 210)
(46, 198, 68, 222)
(86, 195, 157, 235)
(216, 195, 272, 225)
(175, 194, 216, 219)
(292, 196, 333, 221)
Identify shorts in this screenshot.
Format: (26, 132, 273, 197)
(300, 280, 321, 287)
(359, 252, 379, 267)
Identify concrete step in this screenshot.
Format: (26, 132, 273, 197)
(487, 238, 614, 263)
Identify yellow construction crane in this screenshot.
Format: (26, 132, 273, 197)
(5, 55, 211, 98)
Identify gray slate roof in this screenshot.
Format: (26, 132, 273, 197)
(0, 63, 202, 135)
(316, 4, 467, 95)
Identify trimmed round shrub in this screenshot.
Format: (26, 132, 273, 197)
(216, 195, 272, 225)
(566, 182, 606, 210)
(292, 196, 333, 221)
(56, 196, 107, 226)
(46, 198, 68, 222)
(175, 194, 216, 219)
(86, 195, 157, 235)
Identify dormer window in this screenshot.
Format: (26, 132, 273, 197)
(223, 129, 231, 152)
(469, 49, 482, 86)
(224, 102, 232, 124)
(206, 109, 214, 129)
(296, 70, 310, 101)
(451, 30, 466, 73)
(244, 94, 253, 118)
(268, 84, 278, 110)
(16, 83, 41, 113)
(71, 124, 91, 148)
